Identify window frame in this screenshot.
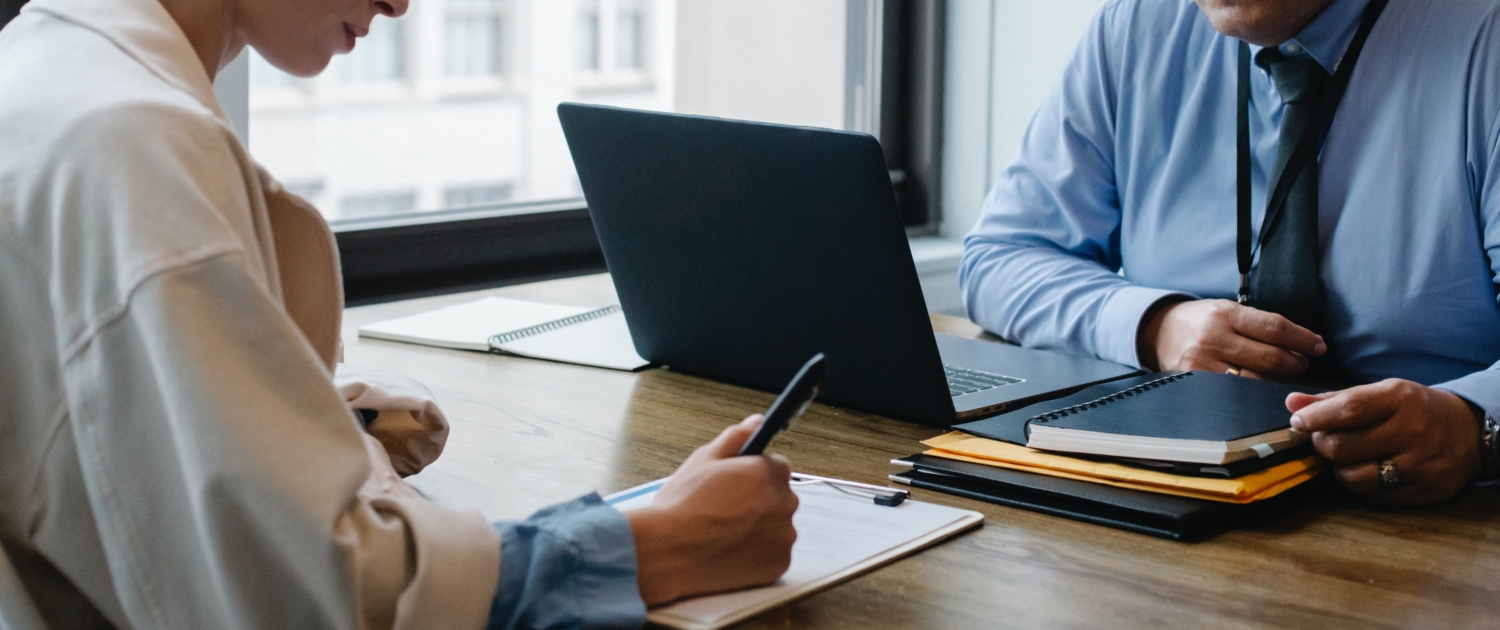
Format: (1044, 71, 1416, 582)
(1, 0, 948, 305)
(335, 0, 946, 305)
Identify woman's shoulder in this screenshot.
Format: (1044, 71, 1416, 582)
(0, 7, 236, 175)
(0, 13, 265, 331)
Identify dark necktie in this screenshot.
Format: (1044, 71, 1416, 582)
(1253, 48, 1332, 348)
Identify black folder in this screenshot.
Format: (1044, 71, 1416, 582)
(891, 453, 1321, 541)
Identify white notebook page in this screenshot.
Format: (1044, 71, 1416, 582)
(357, 297, 598, 352)
(496, 310, 648, 371)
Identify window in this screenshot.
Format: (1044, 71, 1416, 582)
(577, 0, 602, 71)
(615, 0, 646, 70)
(340, 18, 406, 83)
(244, 0, 944, 303)
(443, 183, 514, 208)
(445, 0, 507, 77)
(341, 191, 418, 219)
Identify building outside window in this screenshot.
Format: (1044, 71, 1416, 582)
(615, 0, 646, 70)
(248, 0, 848, 223)
(443, 183, 515, 208)
(577, 0, 602, 72)
(340, 17, 406, 83)
(445, 0, 507, 77)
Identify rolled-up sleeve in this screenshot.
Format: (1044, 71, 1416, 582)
(959, 5, 1190, 368)
(487, 494, 646, 630)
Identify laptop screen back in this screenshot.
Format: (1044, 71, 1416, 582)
(559, 104, 955, 425)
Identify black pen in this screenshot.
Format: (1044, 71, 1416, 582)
(739, 353, 827, 456)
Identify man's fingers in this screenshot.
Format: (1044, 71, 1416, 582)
(1285, 390, 1339, 413)
(1232, 308, 1326, 357)
(1332, 460, 1381, 495)
(1332, 454, 1443, 505)
(1310, 423, 1402, 464)
(1221, 335, 1308, 376)
(1234, 367, 1267, 380)
(1289, 386, 1399, 433)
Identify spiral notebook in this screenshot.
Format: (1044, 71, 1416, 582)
(358, 297, 649, 371)
(955, 371, 1325, 465)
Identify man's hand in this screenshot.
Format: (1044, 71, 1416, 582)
(1138, 299, 1327, 378)
(1288, 380, 1484, 504)
(626, 415, 799, 606)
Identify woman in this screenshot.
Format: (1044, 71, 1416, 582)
(0, 0, 799, 628)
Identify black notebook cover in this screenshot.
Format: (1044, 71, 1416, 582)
(892, 454, 1318, 541)
(955, 371, 1325, 446)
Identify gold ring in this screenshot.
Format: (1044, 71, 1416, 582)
(1226, 365, 1243, 377)
(1378, 459, 1402, 490)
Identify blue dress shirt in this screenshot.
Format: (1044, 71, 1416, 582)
(487, 494, 646, 629)
(960, 0, 1500, 419)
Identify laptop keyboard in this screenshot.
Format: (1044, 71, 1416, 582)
(945, 365, 1024, 397)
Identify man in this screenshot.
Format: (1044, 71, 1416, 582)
(961, 0, 1500, 504)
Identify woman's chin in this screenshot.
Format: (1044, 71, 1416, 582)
(258, 49, 333, 79)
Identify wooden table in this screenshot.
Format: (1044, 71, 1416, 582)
(344, 274, 1500, 629)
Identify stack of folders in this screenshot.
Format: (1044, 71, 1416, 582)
(891, 371, 1331, 540)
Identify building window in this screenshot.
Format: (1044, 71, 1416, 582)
(577, 0, 602, 71)
(445, 0, 507, 77)
(615, 0, 646, 70)
(443, 183, 515, 208)
(341, 191, 418, 219)
(250, 50, 297, 89)
(341, 18, 407, 83)
(250, 0, 850, 224)
(283, 180, 327, 206)
(578, 0, 648, 77)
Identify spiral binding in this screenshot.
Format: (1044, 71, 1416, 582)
(1027, 372, 1194, 425)
(487, 304, 621, 350)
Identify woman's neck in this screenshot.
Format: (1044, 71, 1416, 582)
(158, 0, 245, 82)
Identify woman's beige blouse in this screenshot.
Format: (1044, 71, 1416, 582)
(0, 0, 500, 628)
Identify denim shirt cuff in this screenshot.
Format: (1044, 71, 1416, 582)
(487, 493, 647, 630)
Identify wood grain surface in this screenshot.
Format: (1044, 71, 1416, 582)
(343, 274, 1500, 630)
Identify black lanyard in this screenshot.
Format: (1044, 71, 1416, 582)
(1235, 0, 1387, 303)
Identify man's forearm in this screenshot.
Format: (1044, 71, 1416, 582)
(960, 240, 1190, 367)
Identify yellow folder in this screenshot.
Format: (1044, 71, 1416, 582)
(921, 432, 1324, 504)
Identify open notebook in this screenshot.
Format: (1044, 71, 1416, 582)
(357, 297, 649, 371)
(608, 475, 983, 630)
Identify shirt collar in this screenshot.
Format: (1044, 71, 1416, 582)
(23, 0, 227, 123)
(1246, 0, 1371, 73)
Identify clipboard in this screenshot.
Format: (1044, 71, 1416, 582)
(607, 474, 983, 630)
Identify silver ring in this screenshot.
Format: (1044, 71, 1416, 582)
(1225, 365, 1243, 377)
(1378, 459, 1402, 490)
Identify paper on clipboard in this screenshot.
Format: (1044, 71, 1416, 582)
(607, 476, 983, 630)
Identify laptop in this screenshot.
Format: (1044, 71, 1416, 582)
(558, 103, 1139, 426)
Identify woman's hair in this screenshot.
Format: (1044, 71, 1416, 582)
(1, 1, 28, 30)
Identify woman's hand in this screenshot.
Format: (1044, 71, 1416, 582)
(626, 415, 800, 606)
(1289, 379, 1483, 504)
(1138, 299, 1326, 378)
